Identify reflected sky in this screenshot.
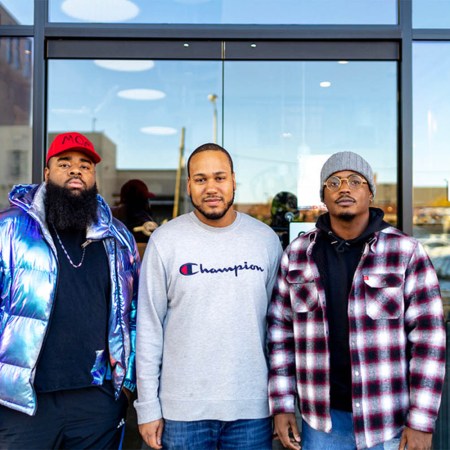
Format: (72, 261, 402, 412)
(48, 0, 397, 25)
(413, 43, 450, 189)
(48, 59, 397, 204)
(413, 0, 450, 28)
(0, 0, 397, 25)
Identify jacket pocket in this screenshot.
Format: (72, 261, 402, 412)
(363, 273, 404, 319)
(287, 269, 319, 313)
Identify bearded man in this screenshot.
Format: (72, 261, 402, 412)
(135, 143, 283, 450)
(0, 132, 139, 449)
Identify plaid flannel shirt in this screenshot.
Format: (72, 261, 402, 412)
(268, 226, 446, 450)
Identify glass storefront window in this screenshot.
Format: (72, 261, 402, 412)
(48, 58, 397, 251)
(413, 42, 450, 317)
(413, 0, 450, 28)
(49, 0, 397, 25)
(0, 1, 33, 25)
(48, 59, 223, 222)
(224, 61, 397, 239)
(0, 37, 33, 208)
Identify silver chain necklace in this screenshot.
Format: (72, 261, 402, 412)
(52, 225, 86, 269)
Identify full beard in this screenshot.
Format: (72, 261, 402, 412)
(45, 180, 99, 230)
(190, 192, 235, 221)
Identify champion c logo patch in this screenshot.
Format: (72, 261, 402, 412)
(179, 263, 199, 276)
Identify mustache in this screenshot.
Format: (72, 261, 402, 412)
(336, 195, 356, 203)
(65, 176, 86, 185)
(203, 195, 223, 200)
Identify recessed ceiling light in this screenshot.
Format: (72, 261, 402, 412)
(118, 89, 166, 100)
(94, 60, 154, 72)
(338, 60, 349, 64)
(320, 81, 331, 88)
(141, 126, 178, 136)
(62, 0, 139, 22)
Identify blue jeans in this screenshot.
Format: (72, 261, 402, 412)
(161, 417, 272, 450)
(302, 409, 402, 450)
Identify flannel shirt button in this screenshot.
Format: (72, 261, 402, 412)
(355, 371, 359, 376)
(356, 402, 361, 408)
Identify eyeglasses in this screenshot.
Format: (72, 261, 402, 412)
(324, 174, 368, 192)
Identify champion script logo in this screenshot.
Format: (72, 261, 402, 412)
(179, 261, 264, 277)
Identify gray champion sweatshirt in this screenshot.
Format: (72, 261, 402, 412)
(135, 211, 282, 424)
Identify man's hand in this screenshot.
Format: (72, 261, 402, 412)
(399, 427, 432, 450)
(273, 413, 301, 449)
(139, 419, 164, 450)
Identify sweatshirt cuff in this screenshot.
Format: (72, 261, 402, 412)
(134, 398, 162, 424)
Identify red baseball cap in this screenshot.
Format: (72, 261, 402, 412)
(46, 132, 101, 164)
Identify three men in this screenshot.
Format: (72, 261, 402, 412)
(135, 143, 283, 449)
(0, 132, 139, 449)
(268, 151, 446, 450)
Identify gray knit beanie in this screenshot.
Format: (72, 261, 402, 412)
(320, 151, 376, 201)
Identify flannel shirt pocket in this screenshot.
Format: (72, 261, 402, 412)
(287, 270, 319, 313)
(363, 273, 404, 319)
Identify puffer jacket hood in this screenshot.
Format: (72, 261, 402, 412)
(0, 183, 139, 416)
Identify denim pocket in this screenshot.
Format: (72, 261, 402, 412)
(363, 273, 404, 319)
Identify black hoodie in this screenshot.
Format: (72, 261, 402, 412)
(313, 207, 389, 412)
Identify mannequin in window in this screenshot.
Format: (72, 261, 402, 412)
(113, 179, 158, 243)
(270, 191, 298, 249)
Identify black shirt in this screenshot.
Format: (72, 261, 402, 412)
(313, 208, 389, 411)
(34, 227, 111, 392)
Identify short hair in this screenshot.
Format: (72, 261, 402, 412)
(187, 143, 234, 177)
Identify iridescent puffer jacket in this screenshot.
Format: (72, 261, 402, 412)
(0, 183, 139, 415)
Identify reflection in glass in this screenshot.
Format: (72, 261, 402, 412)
(48, 59, 223, 222)
(0, 1, 33, 25)
(413, 0, 450, 29)
(224, 61, 397, 232)
(0, 37, 33, 209)
(49, 0, 396, 25)
(47, 59, 397, 243)
(413, 42, 450, 316)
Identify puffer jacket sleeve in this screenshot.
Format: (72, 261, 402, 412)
(0, 218, 5, 321)
(124, 234, 140, 392)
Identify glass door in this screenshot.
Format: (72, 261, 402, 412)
(47, 49, 398, 251)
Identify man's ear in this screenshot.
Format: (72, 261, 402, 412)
(44, 167, 49, 182)
(186, 177, 191, 196)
